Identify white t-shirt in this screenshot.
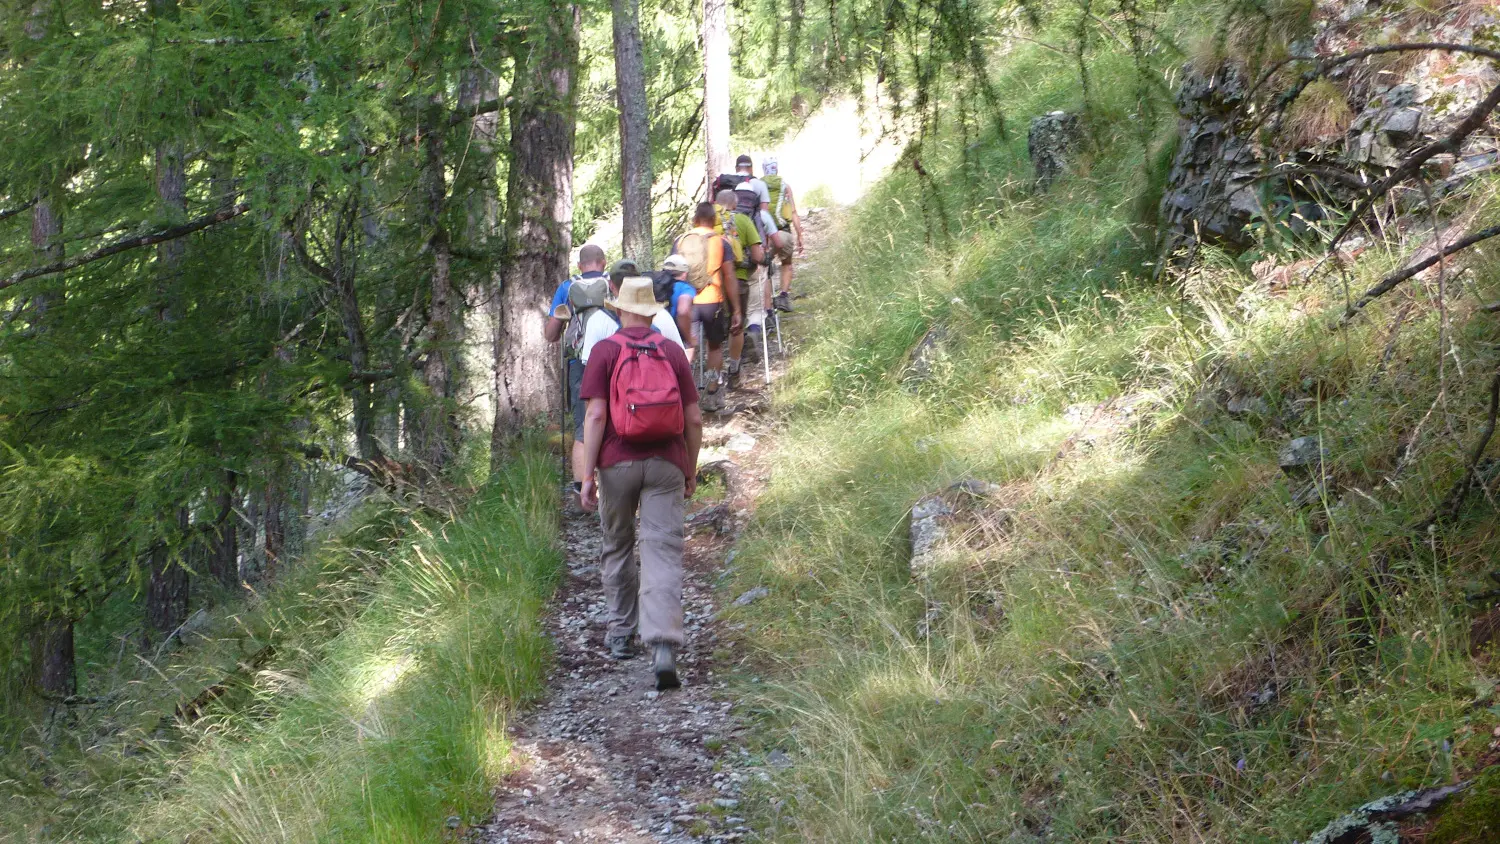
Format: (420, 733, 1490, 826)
(736, 178, 771, 207)
(579, 308, 684, 363)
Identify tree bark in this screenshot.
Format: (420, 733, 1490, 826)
(492, 6, 579, 461)
(207, 471, 239, 590)
(32, 617, 75, 699)
(460, 63, 503, 434)
(145, 511, 190, 640)
(410, 99, 463, 476)
(614, 0, 653, 265)
(702, 0, 732, 197)
(263, 476, 285, 580)
(145, 42, 191, 637)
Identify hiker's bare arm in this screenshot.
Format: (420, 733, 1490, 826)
(675, 297, 694, 358)
(684, 403, 703, 498)
(786, 188, 805, 253)
(749, 243, 765, 265)
(544, 316, 565, 343)
(579, 396, 608, 511)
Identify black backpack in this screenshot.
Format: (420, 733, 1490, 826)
(713, 173, 748, 196)
(649, 269, 677, 306)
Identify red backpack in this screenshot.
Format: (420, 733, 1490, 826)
(603, 335, 685, 443)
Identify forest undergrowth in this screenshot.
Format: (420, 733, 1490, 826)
(720, 21, 1500, 844)
(0, 444, 560, 842)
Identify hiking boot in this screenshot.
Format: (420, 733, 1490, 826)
(605, 635, 634, 661)
(702, 371, 725, 412)
(701, 388, 725, 412)
(652, 643, 681, 691)
(773, 291, 794, 312)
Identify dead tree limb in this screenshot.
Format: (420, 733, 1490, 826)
(1340, 224, 1500, 323)
(1414, 364, 1500, 531)
(1326, 80, 1500, 253)
(1, 203, 251, 290)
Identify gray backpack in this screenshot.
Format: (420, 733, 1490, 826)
(562, 275, 614, 358)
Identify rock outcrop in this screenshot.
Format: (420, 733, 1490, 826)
(1156, 2, 1500, 272)
(1028, 111, 1084, 191)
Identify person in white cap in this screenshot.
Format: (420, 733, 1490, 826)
(759, 156, 806, 312)
(579, 276, 703, 690)
(659, 253, 698, 360)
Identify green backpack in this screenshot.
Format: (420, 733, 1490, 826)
(762, 174, 791, 230)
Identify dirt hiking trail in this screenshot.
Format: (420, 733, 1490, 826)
(471, 213, 832, 844)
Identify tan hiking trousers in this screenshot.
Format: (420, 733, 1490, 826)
(598, 457, 686, 647)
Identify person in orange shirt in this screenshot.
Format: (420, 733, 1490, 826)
(672, 202, 739, 412)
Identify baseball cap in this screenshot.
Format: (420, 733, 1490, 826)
(609, 258, 639, 280)
(661, 254, 690, 274)
(735, 154, 753, 169)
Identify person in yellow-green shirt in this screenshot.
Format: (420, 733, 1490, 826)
(714, 189, 764, 384)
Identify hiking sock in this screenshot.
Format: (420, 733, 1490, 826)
(726, 358, 741, 376)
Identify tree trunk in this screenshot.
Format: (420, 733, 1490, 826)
(613, 0, 653, 266)
(32, 617, 75, 699)
(702, 0, 732, 197)
(263, 476, 285, 580)
(145, 510, 190, 640)
(146, 56, 191, 637)
(207, 471, 239, 590)
(460, 64, 503, 435)
(492, 5, 578, 462)
(410, 100, 462, 476)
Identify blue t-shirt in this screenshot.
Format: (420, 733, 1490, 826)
(550, 270, 607, 317)
(670, 280, 696, 311)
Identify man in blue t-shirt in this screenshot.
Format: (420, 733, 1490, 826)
(659, 254, 697, 361)
(543, 243, 608, 492)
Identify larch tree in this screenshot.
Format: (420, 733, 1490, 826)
(614, 0, 653, 266)
(492, 1, 580, 459)
(702, 0, 732, 194)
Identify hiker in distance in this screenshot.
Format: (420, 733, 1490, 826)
(758, 156, 806, 313)
(656, 254, 697, 359)
(715, 188, 765, 386)
(673, 201, 739, 413)
(543, 243, 610, 495)
(579, 276, 703, 691)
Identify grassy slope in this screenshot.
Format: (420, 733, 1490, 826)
(725, 35, 1500, 844)
(2, 445, 561, 842)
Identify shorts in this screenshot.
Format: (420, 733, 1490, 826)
(568, 358, 586, 442)
(692, 302, 728, 345)
(770, 229, 795, 262)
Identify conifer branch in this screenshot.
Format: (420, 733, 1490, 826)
(0, 199, 37, 222)
(0, 203, 251, 290)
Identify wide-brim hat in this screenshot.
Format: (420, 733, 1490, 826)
(607, 276, 665, 317)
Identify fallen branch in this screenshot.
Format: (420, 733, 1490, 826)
(1305, 781, 1472, 844)
(174, 645, 276, 723)
(0, 203, 251, 291)
(1414, 364, 1500, 531)
(299, 443, 409, 491)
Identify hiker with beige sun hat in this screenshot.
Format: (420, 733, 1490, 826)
(579, 276, 703, 690)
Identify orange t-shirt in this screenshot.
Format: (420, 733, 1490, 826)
(675, 227, 729, 305)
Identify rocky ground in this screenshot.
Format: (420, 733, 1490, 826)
(473, 215, 827, 844)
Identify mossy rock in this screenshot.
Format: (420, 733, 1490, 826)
(1430, 768, 1500, 844)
